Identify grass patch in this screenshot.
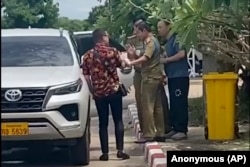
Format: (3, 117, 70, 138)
(188, 95, 250, 126)
(188, 97, 204, 126)
(239, 130, 250, 142)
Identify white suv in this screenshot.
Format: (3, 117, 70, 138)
(1, 28, 134, 165)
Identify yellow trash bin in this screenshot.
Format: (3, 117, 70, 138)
(203, 72, 238, 140)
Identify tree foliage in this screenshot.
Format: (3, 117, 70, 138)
(95, 0, 249, 115)
(168, 0, 250, 70)
(1, 0, 91, 32)
(55, 17, 91, 32)
(89, 0, 151, 40)
(1, 0, 59, 28)
(2, 0, 249, 70)
(95, 0, 249, 70)
(87, 4, 107, 25)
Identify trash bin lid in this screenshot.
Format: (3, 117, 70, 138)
(202, 72, 238, 80)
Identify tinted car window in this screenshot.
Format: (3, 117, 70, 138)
(69, 35, 80, 64)
(73, 34, 126, 56)
(1, 36, 74, 67)
(74, 34, 94, 56)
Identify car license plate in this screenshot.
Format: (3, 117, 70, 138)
(1, 122, 29, 136)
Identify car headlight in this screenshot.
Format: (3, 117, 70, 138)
(54, 79, 82, 95)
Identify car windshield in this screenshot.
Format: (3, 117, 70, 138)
(1, 36, 74, 67)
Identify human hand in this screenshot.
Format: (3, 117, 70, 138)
(126, 44, 136, 56)
(161, 75, 168, 85)
(121, 61, 126, 68)
(120, 52, 128, 61)
(120, 54, 132, 67)
(125, 59, 132, 67)
(160, 57, 168, 64)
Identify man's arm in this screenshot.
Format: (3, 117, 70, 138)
(125, 44, 138, 60)
(130, 55, 148, 65)
(81, 54, 94, 94)
(113, 48, 127, 68)
(84, 75, 94, 94)
(161, 41, 186, 64)
(167, 49, 185, 62)
(130, 39, 154, 66)
(129, 51, 144, 61)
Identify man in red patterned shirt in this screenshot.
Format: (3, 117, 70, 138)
(81, 29, 130, 161)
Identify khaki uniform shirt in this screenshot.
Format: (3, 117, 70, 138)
(127, 35, 144, 72)
(141, 35, 162, 81)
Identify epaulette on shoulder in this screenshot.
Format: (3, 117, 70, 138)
(144, 36, 153, 45)
(127, 35, 136, 39)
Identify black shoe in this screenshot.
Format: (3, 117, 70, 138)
(117, 151, 130, 160)
(154, 136, 166, 142)
(134, 137, 154, 144)
(99, 153, 109, 161)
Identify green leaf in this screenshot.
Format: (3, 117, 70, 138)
(201, 0, 214, 15)
(230, 0, 239, 12)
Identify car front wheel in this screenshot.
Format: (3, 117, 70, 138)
(69, 122, 90, 165)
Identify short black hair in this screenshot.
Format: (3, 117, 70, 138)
(133, 19, 143, 27)
(92, 29, 106, 44)
(136, 21, 151, 32)
(160, 19, 171, 26)
(132, 17, 146, 24)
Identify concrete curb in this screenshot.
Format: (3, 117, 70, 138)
(128, 104, 167, 167)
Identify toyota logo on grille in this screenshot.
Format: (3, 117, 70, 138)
(4, 89, 22, 102)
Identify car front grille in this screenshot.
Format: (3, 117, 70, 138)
(1, 88, 48, 113)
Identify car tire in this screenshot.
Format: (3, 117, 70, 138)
(69, 115, 90, 165)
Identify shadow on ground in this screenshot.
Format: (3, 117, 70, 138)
(161, 126, 250, 152)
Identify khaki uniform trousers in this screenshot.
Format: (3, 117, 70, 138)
(133, 71, 144, 132)
(141, 79, 165, 138)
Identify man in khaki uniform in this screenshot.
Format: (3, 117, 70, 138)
(127, 35, 144, 133)
(126, 19, 145, 133)
(127, 21, 165, 143)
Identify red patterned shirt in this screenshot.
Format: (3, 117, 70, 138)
(81, 43, 122, 97)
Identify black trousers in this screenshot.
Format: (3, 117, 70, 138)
(168, 77, 190, 133)
(95, 92, 124, 154)
(160, 85, 172, 133)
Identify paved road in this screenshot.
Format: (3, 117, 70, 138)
(1, 112, 147, 167)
